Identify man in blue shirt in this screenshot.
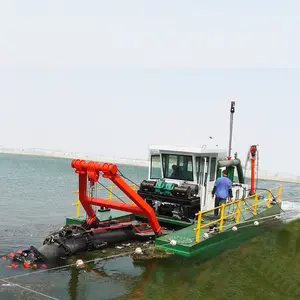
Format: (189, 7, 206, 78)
(212, 170, 233, 218)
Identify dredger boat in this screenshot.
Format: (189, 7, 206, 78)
(10, 101, 283, 267)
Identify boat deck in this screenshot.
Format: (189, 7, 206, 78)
(66, 209, 193, 228)
(66, 197, 281, 258)
(66, 209, 135, 225)
(155, 199, 281, 257)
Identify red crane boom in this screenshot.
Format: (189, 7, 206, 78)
(71, 159, 162, 235)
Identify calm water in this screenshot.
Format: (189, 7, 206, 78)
(0, 153, 299, 300)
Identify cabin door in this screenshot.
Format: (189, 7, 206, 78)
(197, 156, 217, 211)
(197, 156, 208, 210)
(205, 157, 217, 210)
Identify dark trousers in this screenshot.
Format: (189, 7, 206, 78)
(214, 197, 226, 217)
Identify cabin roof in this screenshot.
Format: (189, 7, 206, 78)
(149, 144, 227, 155)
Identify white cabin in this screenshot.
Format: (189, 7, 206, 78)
(147, 145, 229, 211)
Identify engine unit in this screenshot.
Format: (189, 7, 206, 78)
(137, 180, 200, 221)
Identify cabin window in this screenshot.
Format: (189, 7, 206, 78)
(209, 157, 217, 181)
(162, 154, 193, 181)
(150, 155, 162, 179)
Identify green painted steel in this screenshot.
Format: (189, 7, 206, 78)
(217, 158, 245, 183)
(155, 204, 281, 258)
(66, 217, 84, 225)
(216, 167, 222, 179)
(154, 181, 176, 196)
(217, 165, 237, 182)
(226, 166, 235, 181)
(66, 210, 134, 226)
(65, 187, 282, 260)
(216, 165, 240, 182)
(136, 214, 192, 228)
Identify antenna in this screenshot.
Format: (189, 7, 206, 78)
(228, 101, 235, 159)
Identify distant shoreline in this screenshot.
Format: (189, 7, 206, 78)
(0, 148, 149, 167)
(1, 148, 299, 184)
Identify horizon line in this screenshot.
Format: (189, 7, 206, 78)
(0, 147, 299, 184)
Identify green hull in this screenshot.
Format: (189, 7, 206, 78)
(155, 204, 281, 259)
(66, 210, 135, 226)
(66, 202, 282, 260)
(66, 176, 283, 260)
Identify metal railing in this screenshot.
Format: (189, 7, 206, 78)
(194, 185, 282, 243)
(72, 184, 137, 217)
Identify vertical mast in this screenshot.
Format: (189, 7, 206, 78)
(249, 145, 257, 195)
(228, 101, 235, 159)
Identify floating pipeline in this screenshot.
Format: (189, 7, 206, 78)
(2, 248, 48, 270)
(5, 220, 156, 269)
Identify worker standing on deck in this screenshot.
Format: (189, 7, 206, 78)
(212, 170, 233, 218)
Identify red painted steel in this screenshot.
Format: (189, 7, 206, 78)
(71, 159, 161, 235)
(249, 145, 257, 195)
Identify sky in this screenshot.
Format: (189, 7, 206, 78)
(0, 0, 299, 175)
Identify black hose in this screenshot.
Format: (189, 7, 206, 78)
(246, 187, 285, 213)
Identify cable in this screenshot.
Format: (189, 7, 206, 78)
(97, 181, 126, 204)
(0, 278, 59, 299)
(119, 167, 295, 215)
(197, 210, 298, 241)
(1, 252, 133, 281)
(247, 187, 285, 214)
(118, 167, 294, 224)
(117, 171, 195, 224)
(117, 169, 140, 188)
(222, 212, 288, 231)
(2, 197, 297, 287)
(244, 149, 250, 178)
(156, 209, 299, 248)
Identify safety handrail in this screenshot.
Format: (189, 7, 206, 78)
(194, 185, 282, 243)
(72, 184, 137, 217)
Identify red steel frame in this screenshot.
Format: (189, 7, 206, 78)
(249, 145, 257, 195)
(71, 159, 162, 235)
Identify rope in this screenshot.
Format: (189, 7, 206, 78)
(0, 278, 59, 299)
(97, 180, 126, 204)
(1, 252, 133, 281)
(118, 167, 300, 215)
(117, 169, 140, 188)
(3, 179, 297, 279)
(202, 210, 297, 235)
(207, 191, 296, 227)
(227, 200, 247, 221)
(157, 211, 296, 248)
(158, 210, 299, 248)
(143, 209, 300, 249)
(249, 194, 299, 204)
(1, 203, 299, 290)
(117, 167, 299, 206)
(0, 252, 136, 299)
